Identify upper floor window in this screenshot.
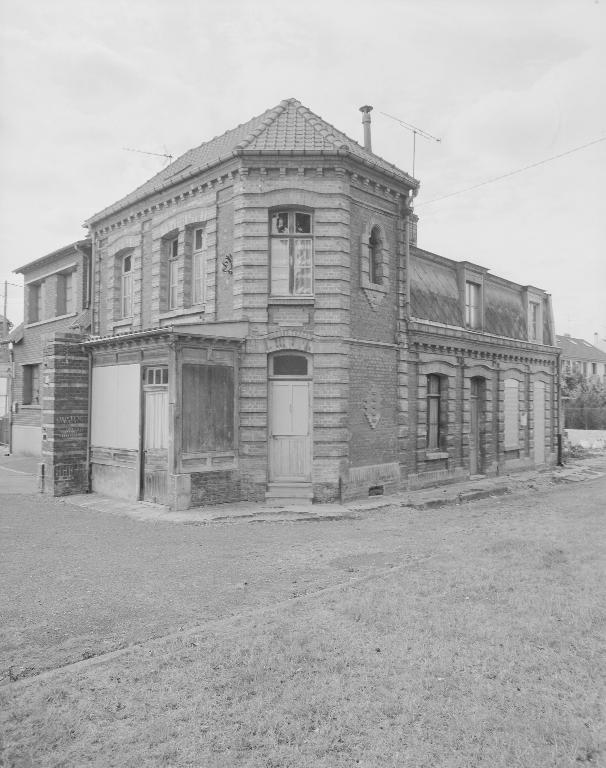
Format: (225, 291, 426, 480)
(56, 272, 74, 316)
(121, 254, 133, 318)
(192, 227, 205, 305)
(369, 226, 383, 285)
(270, 210, 313, 296)
(465, 281, 481, 329)
(27, 282, 44, 323)
(23, 364, 40, 405)
(167, 236, 179, 310)
(529, 301, 540, 342)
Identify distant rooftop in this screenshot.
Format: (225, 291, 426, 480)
(557, 334, 606, 363)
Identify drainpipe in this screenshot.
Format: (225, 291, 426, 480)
(359, 105, 373, 152)
(86, 348, 92, 491)
(556, 348, 563, 466)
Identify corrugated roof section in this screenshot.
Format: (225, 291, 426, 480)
(87, 98, 418, 225)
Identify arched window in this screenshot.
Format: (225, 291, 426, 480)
(369, 226, 382, 285)
(426, 374, 441, 449)
(270, 353, 309, 377)
(121, 253, 133, 318)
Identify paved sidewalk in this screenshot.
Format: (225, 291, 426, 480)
(0, 453, 40, 495)
(63, 456, 605, 525)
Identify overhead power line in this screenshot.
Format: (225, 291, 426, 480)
(416, 135, 606, 207)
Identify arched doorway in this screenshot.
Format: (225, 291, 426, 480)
(268, 352, 312, 484)
(470, 377, 486, 475)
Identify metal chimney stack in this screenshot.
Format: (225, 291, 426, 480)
(359, 105, 373, 152)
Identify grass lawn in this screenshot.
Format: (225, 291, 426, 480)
(2, 486, 605, 767)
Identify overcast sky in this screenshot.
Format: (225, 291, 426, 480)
(1, 0, 604, 342)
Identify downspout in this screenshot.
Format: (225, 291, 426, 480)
(7, 342, 13, 455)
(556, 348, 563, 466)
(86, 348, 92, 491)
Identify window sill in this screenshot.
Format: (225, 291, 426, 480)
(268, 296, 315, 306)
(20, 404, 41, 410)
(113, 318, 133, 329)
(25, 312, 78, 329)
(425, 451, 449, 460)
(159, 305, 206, 320)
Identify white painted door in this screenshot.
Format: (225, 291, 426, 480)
(143, 387, 169, 502)
(269, 380, 311, 482)
(533, 381, 545, 465)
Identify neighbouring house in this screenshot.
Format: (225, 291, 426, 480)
(10, 239, 92, 456)
(557, 334, 606, 386)
(34, 98, 559, 504)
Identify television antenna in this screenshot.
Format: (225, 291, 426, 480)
(379, 111, 441, 177)
(123, 147, 173, 165)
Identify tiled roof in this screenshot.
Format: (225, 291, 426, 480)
(14, 238, 91, 275)
(87, 98, 418, 225)
(557, 335, 606, 363)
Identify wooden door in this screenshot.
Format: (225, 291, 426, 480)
(143, 383, 169, 503)
(533, 381, 545, 465)
(269, 380, 311, 482)
(469, 378, 484, 475)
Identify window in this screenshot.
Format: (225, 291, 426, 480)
(167, 237, 179, 309)
(426, 375, 441, 450)
(28, 282, 43, 323)
(504, 378, 519, 449)
(592, 363, 597, 375)
(271, 353, 309, 377)
(270, 210, 313, 296)
(121, 254, 133, 318)
(23, 364, 40, 405)
(465, 281, 481, 329)
(56, 272, 73, 316)
(192, 227, 205, 305)
(369, 226, 382, 285)
(529, 301, 540, 341)
(145, 367, 169, 385)
(182, 364, 235, 453)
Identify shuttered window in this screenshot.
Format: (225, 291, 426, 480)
(427, 375, 441, 450)
(504, 378, 519, 449)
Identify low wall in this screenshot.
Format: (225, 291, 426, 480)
(565, 429, 606, 450)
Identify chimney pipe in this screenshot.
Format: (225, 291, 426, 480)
(359, 105, 373, 152)
(595, 332, 599, 347)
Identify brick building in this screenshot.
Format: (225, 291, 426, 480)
(557, 334, 606, 386)
(29, 98, 559, 505)
(10, 239, 91, 455)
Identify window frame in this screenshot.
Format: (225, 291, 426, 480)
(191, 227, 206, 306)
(22, 363, 40, 406)
(56, 271, 74, 316)
(269, 208, 314, 297)
(465, 281, 481, 329)
(426, 374, 441, 450)
(27, 282, 43, 324)
(120, 253, 133, 318)
(167, 236, 179, 310)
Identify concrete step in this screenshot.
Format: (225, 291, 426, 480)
(265, 483, 313, 507)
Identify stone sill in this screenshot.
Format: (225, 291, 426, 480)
(268, 296, 314, 306)
(425, 451, 449, 460)
(112, 318, 133, 329)
(25, 312, 78, 329)
(159, 305, 206, 321)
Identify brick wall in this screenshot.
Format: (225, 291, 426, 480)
(41, 332, 89, 495)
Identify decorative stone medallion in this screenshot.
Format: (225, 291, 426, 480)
(363, 385, 382, 429)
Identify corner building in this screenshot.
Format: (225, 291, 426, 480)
(62, 98, 558, 507)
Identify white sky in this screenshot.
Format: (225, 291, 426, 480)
(1, 0, 604, 342)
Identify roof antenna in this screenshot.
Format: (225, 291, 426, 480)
(123, 147, 173, 166)
(379, 111, 441, 177)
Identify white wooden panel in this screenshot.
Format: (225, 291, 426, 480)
(144, 390, 168, 450)
(271, 382, 294, 435)
(91, 364, 140, 450)
(291, 383, 309, 435)
(504, 379, 519, 450)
